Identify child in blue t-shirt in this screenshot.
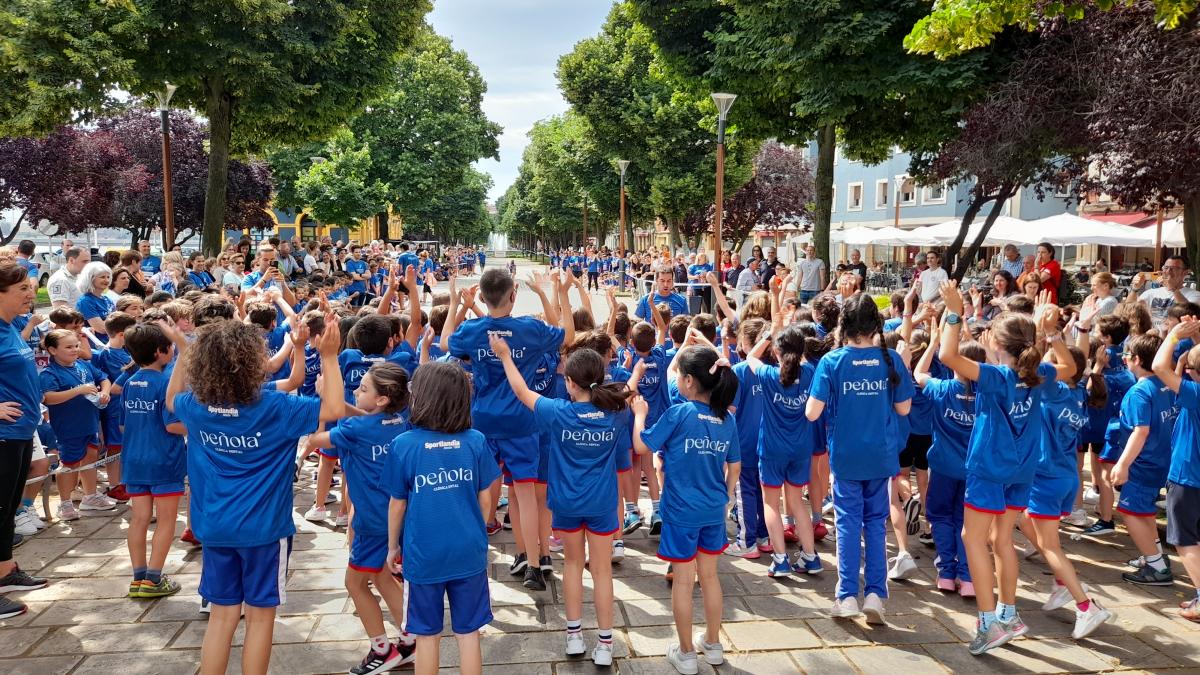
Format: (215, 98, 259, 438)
(307, 362, 415, 673)
(745, 323, 822, 577)
(120, 322, 187, 600)
(40, 329, 114, 520)
(807, 295, 913, 626)
(1080, 315, 1136, 534)
(632, 346, 740, 675)
(492, 334, 629, 666)
(622, 318, 668, 535)
(94, 311, 136, 502)
(385, 361, 500, 675)
(1110, 333, 1180, 586)
(167, 316, 345, 675)
(1152, 319, 1200, 621)
(727, 319, 770, 558)
(938, 282, 1074, 655)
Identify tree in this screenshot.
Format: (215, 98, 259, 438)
(1, 0, 430, 255)
(905, 0, 1196, 58)
(405, 168, 493, 245)
(720, 142, 815, 253)
(294, 132, 390, 228)
(631, 0, 1003, 265)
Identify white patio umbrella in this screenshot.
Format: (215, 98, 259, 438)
(913, 216, 1037, 246)
(1160, 216, 1185, 248)
(1026, 213, 1151, 246)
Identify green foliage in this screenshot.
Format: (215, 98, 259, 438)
(404, 168, 493, 245)
(294, 131, 389, 227)
(264, 142, 327, 212)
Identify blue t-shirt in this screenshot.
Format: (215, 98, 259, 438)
(754, 361, 817, 461)
(40, 359, 106, 439)
(140, 255, 161, 275)
(385, 343, 418, 377)
(534, 397, 626, 517)
(923, 378, 976, 480)
(1038, 381, 1087, 480)
(77, 292, 114, 326)
(0, 318, 42, 440)
(587, 256, 601, 274)
(186, 270, 214, 288)
(94, 345, 131, 419)
(687, 263, 713, 292)
(448, 316, 565, 439)
(398, 252, 421, 275)
(1117, 376, 1180, 487)
(966, 362, 1057, 485)
(17, 257, 38, 279)
(883, 317, 903, 333)
(1084, 360, 1135, 444)
(730, 361, 764, 457)
(635, 292, 689, 321)
(121, 368, 185, 486)
(174, 389, 321, 547)
(345, 258, 368, 292)
(630, 347, 670, 424)
(385, 427, 500, 583)
(640, 401, 741, 527)
(1169, 379, 1200, 488)
(907, 377, 935, 436)
(339, 349, 387, 404)
(809, 346, 914, 481)
(329, 412, 411, 535)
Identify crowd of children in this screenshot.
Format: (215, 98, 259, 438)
(1, 241, 1199, 675)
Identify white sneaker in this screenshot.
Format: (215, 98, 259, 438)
(1063, 508, 1089, 527)
(666, 644, 699, 675)
(830, 595, 861, 619)
(1082, 487, 1100, 505)
(18, 506, 46, 530)
(57, 501, 80, 522)
(862, 593, 887, 625)
(694, 632, 724, 665)
(334, 512, 349, 528)
(548, 536, 564, 553)
(887, 551, 917, 580)
(79, 493, 116, 511)
(611, 540, 625, 563)
(13, 508, 39, 536)
(1072, 600, 1112, 639)
(303, 505, 328, 522)
(1043, 581, 1089, 611)
(592, 641, 613, 666)
(565, 631, 586, 656)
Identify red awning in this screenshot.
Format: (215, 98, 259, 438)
(1082, 212, 1158, 228)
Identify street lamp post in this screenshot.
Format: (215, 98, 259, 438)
(711, 93, 736, 269)
(617, 160, 630, 256)
(154, 83, 178, 251)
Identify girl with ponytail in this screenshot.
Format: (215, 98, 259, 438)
(631, 345, 740, 673)
(806, 294, 914, 625)
(489, 335, 630, 667)
(938, 281, 1075, 656)
(745, 322, 823, 578)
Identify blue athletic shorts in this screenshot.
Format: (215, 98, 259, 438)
(964, 475, 1030, 514)
(405, 570, 492, 636)
(199, 536, 292, 608)
(36, 421, 58, 451)
(536, 434, 550, 484)
(759, 454, 811, 489)
(1099, 438, 1123, 464)
(101, 409, 123, 450)
(616, 444, 632, 473)
(489, 434, 539, 483)
(125, 481, 186, 498)
(1027, 474, 1079, 520)
(349, 532, 394, 573)
(657, 522, 727, 562)
(59, 434, 99, 466)
(1117, 480, 1163, 517)
(552, 511, 620, 536)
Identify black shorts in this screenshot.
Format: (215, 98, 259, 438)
(1166, 481, 1200, 547)
(899, 434, 931, 471)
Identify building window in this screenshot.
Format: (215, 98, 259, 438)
(875, 179, 889, 209)
(922, 181, 948, 204)
(848, 182, 864, 211)
(897, 177, 917, 205)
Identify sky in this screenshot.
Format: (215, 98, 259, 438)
(428, 0, 614, 203)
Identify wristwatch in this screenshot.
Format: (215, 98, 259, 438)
(945, 312, 961, 326)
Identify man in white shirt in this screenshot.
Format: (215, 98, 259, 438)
(736, 258, 761, 294)
(1136, 255, 1200, 329)
(918, 251, 948, 303)
(796, 244, 827, 304)
(48, 246, 89, 308)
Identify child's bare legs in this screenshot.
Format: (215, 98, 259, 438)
(641, 454, 660, 501)
(785, 485, 816, 555)
(415, 635, 439, 675)
(56, 469, 79, 506)
(670, 559, 697, 652)
(485, 481, 501, 526)
(1177, 545, 1200, 608)
(762, 485, 787, 555)
(563, 531, 586, 621)
(454, 631, 482, 675)
(127, 495, 153, 570)
(241, 605, 277, 675)
(963, 509, 998, 613)
(536, 483, 552, 558)
(697, 553, 722, 645)
(809, 454, 829, 522)
(916, 468, 930, 532)
(889, 477, 910, 552)
(200, 604, 242, 675)
(587, 530, 614, 631)
(150, 495, 181, 569)
(1097, 464, 1115, 522)
(1030, 518, 1088, 603)
(22, 456, 47, 505)
(1121, 513, 1161, 557)
(512, 482, 542, 567)
(313, 455, 336, 512)
(991, 510, 1021, 606)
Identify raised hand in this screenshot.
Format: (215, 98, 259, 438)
(316, 314, 342, 358)
(488, 333, 511, 360)
(629, 394, 649, 417)
(939, 280, 963, 315)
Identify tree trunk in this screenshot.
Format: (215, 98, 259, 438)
(944, 196, 990, 277)
(202, 75, 234, 257)
(1185, 193, 1200, 276)
(949, 183, 1017, 280)
(667, 218, 681, 254)
(0, 208, 27, 246)
(813, 124, 836, 268)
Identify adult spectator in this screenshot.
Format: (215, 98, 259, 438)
(397, 243, 421, 276)
(736, 258, 762, 294)
(235, 239, 254, 273)
(759, 247, 782, 288)
(76, 261, 115, 339)
(1093, 258, 1109, 274)
(1135, 255, 1200, 328)
(0, 263, 49, 618)
(687, 252, 714, 313)
(635, 269, 689, 320)
(220, 253, 245, 287)
(917, 251, 948, 303)
(344, 245, 369, 305)
(137, 240, 161, 275)
(241, 244, 282, 292)
(14, 240, 38, 281)
(1074, 265, 1091, 284)
(999, 243, 1024, 279)
(1082, 271, 1120, 319)
(796, 244, 827, 304)
(48, 246, 90, 308)
(118, 251, 148, 298)
(975, 270, 1017, 321)
(724, 255, 745, 289)
(303, 242, 320, 275)
(846, 249, 868, 281)
(276, 241, 298, 279)
(1034, 242, 1063, 304)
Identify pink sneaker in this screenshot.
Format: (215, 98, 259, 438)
(957, 580, 976, 598)
(936, 578, 956, 592)
(756, 539, 773, 553)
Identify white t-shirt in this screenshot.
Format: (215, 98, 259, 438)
(47, 269, 80, 307)
(797, 258, 826, 292)
(1140, 286, 1200, 328)
(919, 267, 948, 303)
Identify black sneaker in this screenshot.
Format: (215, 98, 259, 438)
(523, 565, 546, 591)
(0, 565, 48, 593)
(11, 533, 23, 549)
(0, 596, 27, 620)
(503, 513, 512, 530)
(1083, 519, 1116, 536)
(508, 552, 528, 576)
(918, 531, 935, 547)
(539, 555, 553, 578)
(394, 640, 416, 666)
(349, 644, 404, 675)
(1122, 563, 1173, 586)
